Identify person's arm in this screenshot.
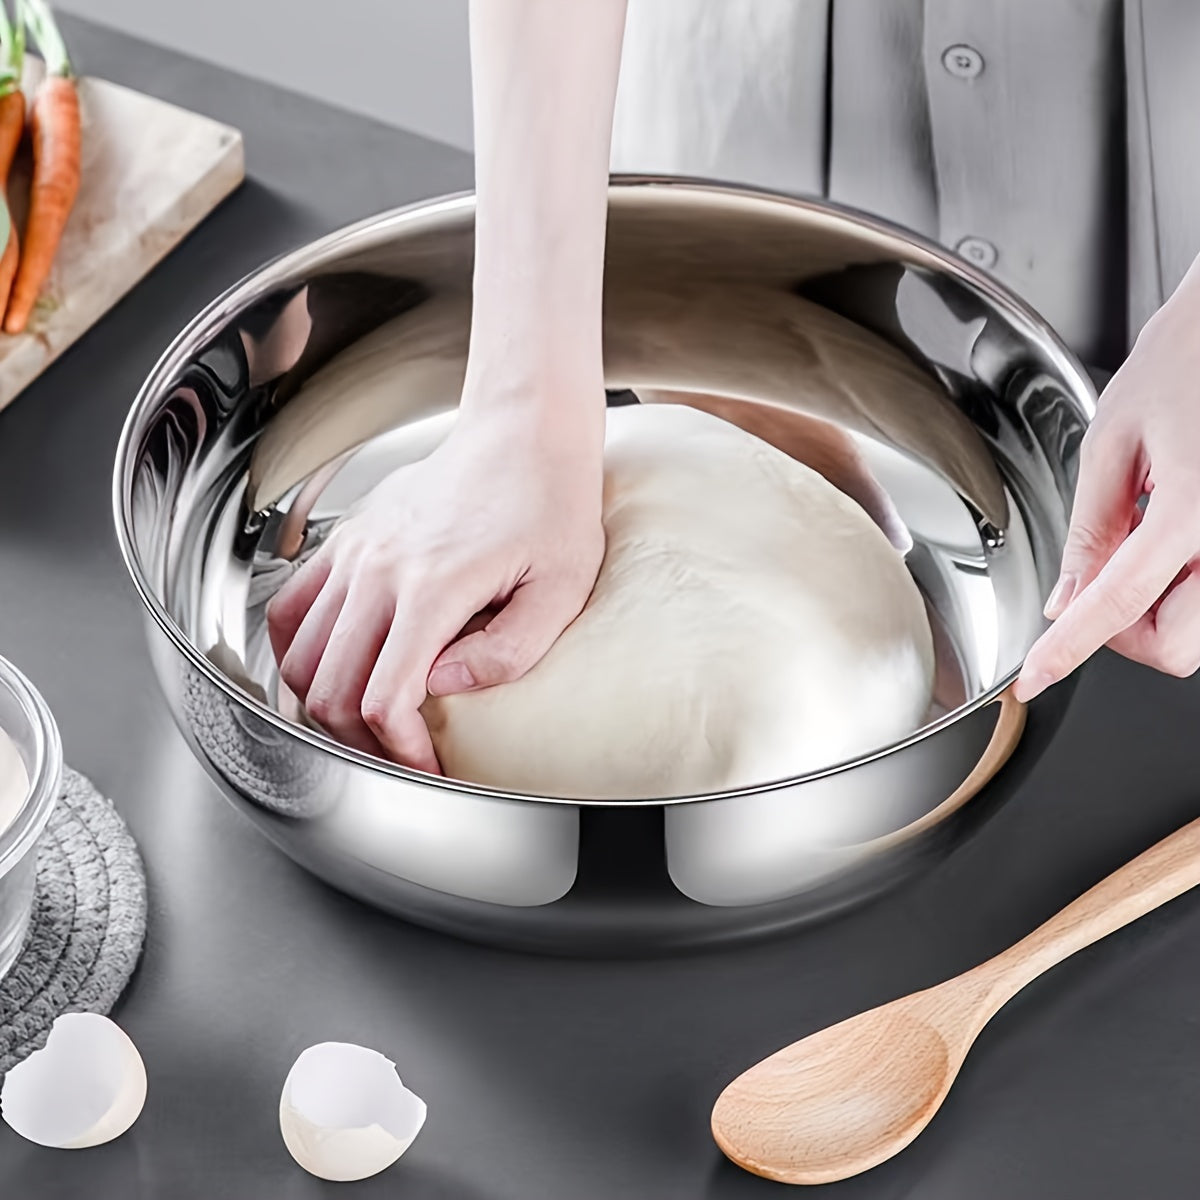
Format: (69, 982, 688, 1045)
(464, 0, 627, 440)
(1018, 253, 1200, 699)
(266, 0, 628, 770)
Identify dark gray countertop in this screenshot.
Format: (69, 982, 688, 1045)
(2, 16, 1199, 1200)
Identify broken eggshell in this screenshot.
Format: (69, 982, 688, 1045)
(279, 1041, 426, 1181)
(1, 1013, 147, 1148)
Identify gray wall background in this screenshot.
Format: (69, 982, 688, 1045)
(58, 0, 475, 150)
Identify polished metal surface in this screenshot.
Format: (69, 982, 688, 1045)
(0, 656, 62, 979)
(114, 180, 1094, 953)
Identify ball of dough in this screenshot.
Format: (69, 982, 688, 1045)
(423, 404, 934, 799)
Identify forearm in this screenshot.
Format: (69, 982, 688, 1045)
(464, 0, 627, 421)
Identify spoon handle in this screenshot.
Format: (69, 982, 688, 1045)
(981, 815, 1200, 1002)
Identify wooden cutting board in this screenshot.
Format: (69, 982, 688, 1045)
(0, 67, 244, 413)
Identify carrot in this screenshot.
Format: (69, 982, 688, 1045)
(5, 0, 78, 335)
(0, 4, 24, 177)
(0, 2, 25, 315)
(0, 205, 17, 313)
(4, 75, 75, 332)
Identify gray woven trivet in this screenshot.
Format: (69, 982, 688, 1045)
(183, 664, 334, 819)
(0, 767, 147, 1075)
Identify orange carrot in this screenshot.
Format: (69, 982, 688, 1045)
(0, 216, 17, 314)
(4, 73, 76, 334)
(0, 2, 25, 316)
(0, 90, 23, 313)
(6, 0, 78, 335)
(0, 82, 21, 180)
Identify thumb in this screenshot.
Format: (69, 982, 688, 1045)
(1046, 427, 1142, 620)
(426, 580, 586, 696)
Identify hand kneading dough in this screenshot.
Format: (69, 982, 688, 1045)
(423, 404, 934, 799)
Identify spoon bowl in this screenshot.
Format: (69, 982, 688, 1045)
(712, 993, 969, 1185)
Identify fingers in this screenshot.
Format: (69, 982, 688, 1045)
(277, 577, 348, 702)
(427, 579, 586, 695)
(274, 568, 482, 772)
(274, 563, 484, 772)
(1107, 565, 1200, 678)
(303, 583, 395, 755)
(1018, 495, 1196, 700)
(266, 552, 333, 663)
(362, 599, 479, 774)
(1044, 417, 1144, 620)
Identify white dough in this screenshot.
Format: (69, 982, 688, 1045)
(424, 404, 934, 799)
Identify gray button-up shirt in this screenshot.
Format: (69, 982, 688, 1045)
(611, 0, 1199, 370)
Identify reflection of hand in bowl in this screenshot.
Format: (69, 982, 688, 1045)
(239, 285, 312, 388)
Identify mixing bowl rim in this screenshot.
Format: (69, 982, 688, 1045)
(112, 176, 1095, 808)
(0, 655, 62, 874)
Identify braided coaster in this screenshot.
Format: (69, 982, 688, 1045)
(183, 664, 334, 819)
(0, 767, 147, 1075)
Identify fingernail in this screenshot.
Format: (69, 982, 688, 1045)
(427, 662, 476, 697)
(1044, 573, 1077, 620)
(1015, 668, 1053, 703)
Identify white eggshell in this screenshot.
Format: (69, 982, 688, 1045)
(1, 1013, 147, 1148)
(279, 1042, 426, 1182)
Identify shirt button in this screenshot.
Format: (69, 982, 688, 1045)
(956, 236, 998, 269)
(942, 44, 985, 80)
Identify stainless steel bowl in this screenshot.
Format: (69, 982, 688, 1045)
(114, 180, 1094, 955)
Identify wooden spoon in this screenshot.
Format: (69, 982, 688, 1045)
(712, 813, 1200, 1185)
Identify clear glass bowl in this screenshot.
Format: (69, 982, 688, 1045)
(0, 657, 61, 979)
